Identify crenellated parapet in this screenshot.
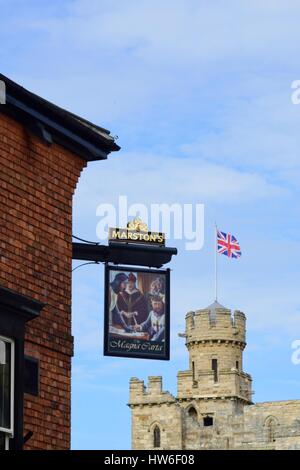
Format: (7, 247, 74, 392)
(185, 303, 246, 347)
(179, 302, 252, 404)
(129, 376, 176, 407)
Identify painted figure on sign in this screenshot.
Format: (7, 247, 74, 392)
(134, 296, 165, 342)
(109, 272, 132, 332)
(146, 276, 165, 311)
(117, 272, 148, 327)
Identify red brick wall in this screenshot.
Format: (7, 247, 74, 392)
(0, 112, 87, 449)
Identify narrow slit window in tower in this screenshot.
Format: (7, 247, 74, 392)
(212, 358, 218, 383)
(153, 426, 161, 448)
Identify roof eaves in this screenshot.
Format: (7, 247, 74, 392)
(0, 73, 120, 161)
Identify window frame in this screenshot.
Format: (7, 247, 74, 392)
(0, 284, 44, 449)
(0, 432, 10, 450)
(0, 335, 15, 437)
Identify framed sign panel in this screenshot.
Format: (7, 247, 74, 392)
(104, 265, 170, 360)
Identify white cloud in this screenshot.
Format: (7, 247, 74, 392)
(181, 90, 300, 180)
(74, 151, 283, 216)
(4, 0, 300, 126)
(22, 0, 300, 66)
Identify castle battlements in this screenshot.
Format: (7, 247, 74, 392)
(129, 376, 176, 406)
(129, 305, 300, 450)
(185, 302, 246, 345)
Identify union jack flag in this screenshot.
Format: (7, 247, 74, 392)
(217, 229, 242, 259)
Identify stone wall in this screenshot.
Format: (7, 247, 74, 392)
(130, 305, 300, 450)
(129, 377, 183, 450)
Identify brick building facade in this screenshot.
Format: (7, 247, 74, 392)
(0, 74, 119, 450)
(129, 302, 300, 450)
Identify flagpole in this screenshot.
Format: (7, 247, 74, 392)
(215, 223, 218, 302)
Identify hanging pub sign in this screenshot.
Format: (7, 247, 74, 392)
(108, 217, 165, 246)
(104, 265, 170, 360)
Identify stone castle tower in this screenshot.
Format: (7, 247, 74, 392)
(129, 302, 300, 450)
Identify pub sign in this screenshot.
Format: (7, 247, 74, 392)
(104, 265, 170, 360)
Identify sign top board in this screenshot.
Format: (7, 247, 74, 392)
(108, 218, 165, 246)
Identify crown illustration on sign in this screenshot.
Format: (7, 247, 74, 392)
(127, 217, 148, 232)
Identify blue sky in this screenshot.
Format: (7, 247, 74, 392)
(1, 0, 300, 449)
